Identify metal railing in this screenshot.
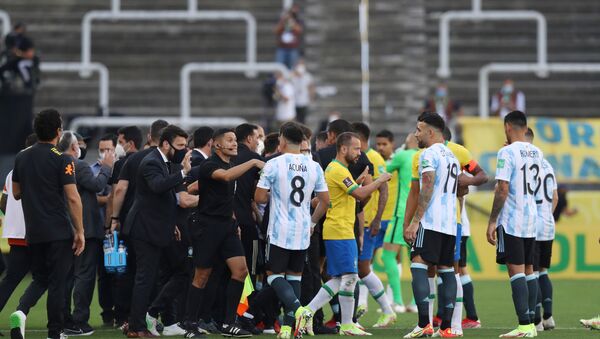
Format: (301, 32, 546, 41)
(69, 116, 247, 132)
(180, 62, 288, 129)
(479, 62, 600, 118)
(81, 6, 257, 77)
(40, 62, 110, 116)
(359, 0, 370, 124)
(438, 0, 548, 78)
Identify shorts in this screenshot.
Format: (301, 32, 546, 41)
(453, 223, 463, 262)
(191, 216, 245, 268)
(324, 239, 358, 277)
(496, 225, 535, 266)
(410, 225, 456, 267)
(384, 216, 408, 246)
(358, 221, 388, 261)
(533, 240, 553, 271)
(458, 236, 469, 267)
(265, 243, 306, 274)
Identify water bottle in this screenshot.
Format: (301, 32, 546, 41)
(103, 238, 111, 254)
(118, 240, 126, 253)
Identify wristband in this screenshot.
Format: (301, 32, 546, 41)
(111, 217, 119, 221)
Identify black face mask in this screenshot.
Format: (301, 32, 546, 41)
(79, 147, 87, 160)
(169, 143, 187, 164)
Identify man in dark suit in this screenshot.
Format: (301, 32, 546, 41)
(55, 131, 114, 336)
(125, 125, 192, 338)
(191, 126, 213, 167)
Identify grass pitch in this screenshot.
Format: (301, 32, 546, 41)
(0, 278, 597, 338)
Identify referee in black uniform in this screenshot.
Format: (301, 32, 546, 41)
(11, 109, 85, 339)
(183, 128, 264, 338)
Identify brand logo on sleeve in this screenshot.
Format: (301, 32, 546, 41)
(497, 159, 505, 169)
(343, 177, 353, 188)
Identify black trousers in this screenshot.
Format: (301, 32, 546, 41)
(114, 235, 137, 325)
(97, 249, 115, 324)
(67, 238, 101, 325)
(29, 240, 74, 337)
(129, 239, 163, 332)
(0, 245, 32, 313)
(301, 231, 324, 325)
(149, 240, 190, 326)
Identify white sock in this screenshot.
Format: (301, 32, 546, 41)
(386, 284, 393, 303)
(451, 273, 463, 331)
(362, 272, 393, 314)
(308, 278, 340, 313)
(358, 281, 369, 307)
(339, 274, 359, 325)
(428, 277, 436, 325)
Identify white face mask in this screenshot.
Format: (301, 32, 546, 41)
(256, 139, 265, 155)
(115, 144, 126, 159)
(295, 64, 306, 75)
(75, 146, 82, 160)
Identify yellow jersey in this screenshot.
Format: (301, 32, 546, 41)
(364, 148, 387, 225)
(323, 160, 359, 240)
(411, 141, 479, 223)
(382, 168, 398, 221)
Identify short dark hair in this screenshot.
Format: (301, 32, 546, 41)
(16, 36, 33, 51)
(504, 110, 527, 128)
(193, 126, 214, 148)
(99, 133, 117, 147)
(25, 133, 38, 147)
(316, 131, 328, 142)
(34, 109, 62, 142)
(280, 122, 304, 145)
(117, 126, 143, 150)
(264, 133, 280, 155)
(327, 119, 353, 137)
(150, 119, 169, 142)
(213, 128, 235, 141)
(298, 123, 312, 141)
(443, 126, 452, 141)
(235, 123, 258, 144)
(352, 122, 371, 140)
(336, 132, 359, 152)
(376, 129, 394, 142)
(159, 125, 189, 145)
(526, 127, 534, 140)
(417, 111, 445, 133)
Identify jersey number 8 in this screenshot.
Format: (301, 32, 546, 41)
(290, 176, 306, 207)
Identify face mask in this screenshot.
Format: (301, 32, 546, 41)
(79, 147, 87, 160)
(502, 84, 514, 95)
(435, 88, 447, 98)
(256, 140, 265, 155)
(169, 143, 187, 164)
(296, 64, 306, 74)
(302, 151, 311, 159)
(115, 144, 126, 159)
(75, 146, 82, 160)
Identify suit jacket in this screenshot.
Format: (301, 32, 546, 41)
(125, 148, 185, 247)
(191, 149, 208, 167)
(75, 159, 112, 239)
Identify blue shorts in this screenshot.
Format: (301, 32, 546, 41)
(359, 221, 389, 261)
(454, 223, 463, 262)
(325, 239, 358, 277)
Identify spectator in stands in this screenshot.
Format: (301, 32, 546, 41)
(292, 59, 315, 124)
(4, 22, 27, 52)
(274, 71, 296, 124)
(0, 36, 40, 156)
(423, 82, 462, 125)
(274, 4, 303, 69)
(491, 79, 526, 119)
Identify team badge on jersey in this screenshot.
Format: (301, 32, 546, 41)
(65, 162, 74, 176)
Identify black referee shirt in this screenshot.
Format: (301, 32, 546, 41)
(317, 144, 374, 179)
(232, 144, 262, 228)
(196, 154, 235, 219)
(12, 143, 76, 244)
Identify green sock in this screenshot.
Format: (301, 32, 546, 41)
(382, 248, 403, 305)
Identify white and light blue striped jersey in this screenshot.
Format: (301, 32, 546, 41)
(495, 141, 544, 238)
(418, 143, 460, 236)
(257, 153, 328, 250)
(536, 158, 557, 241)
